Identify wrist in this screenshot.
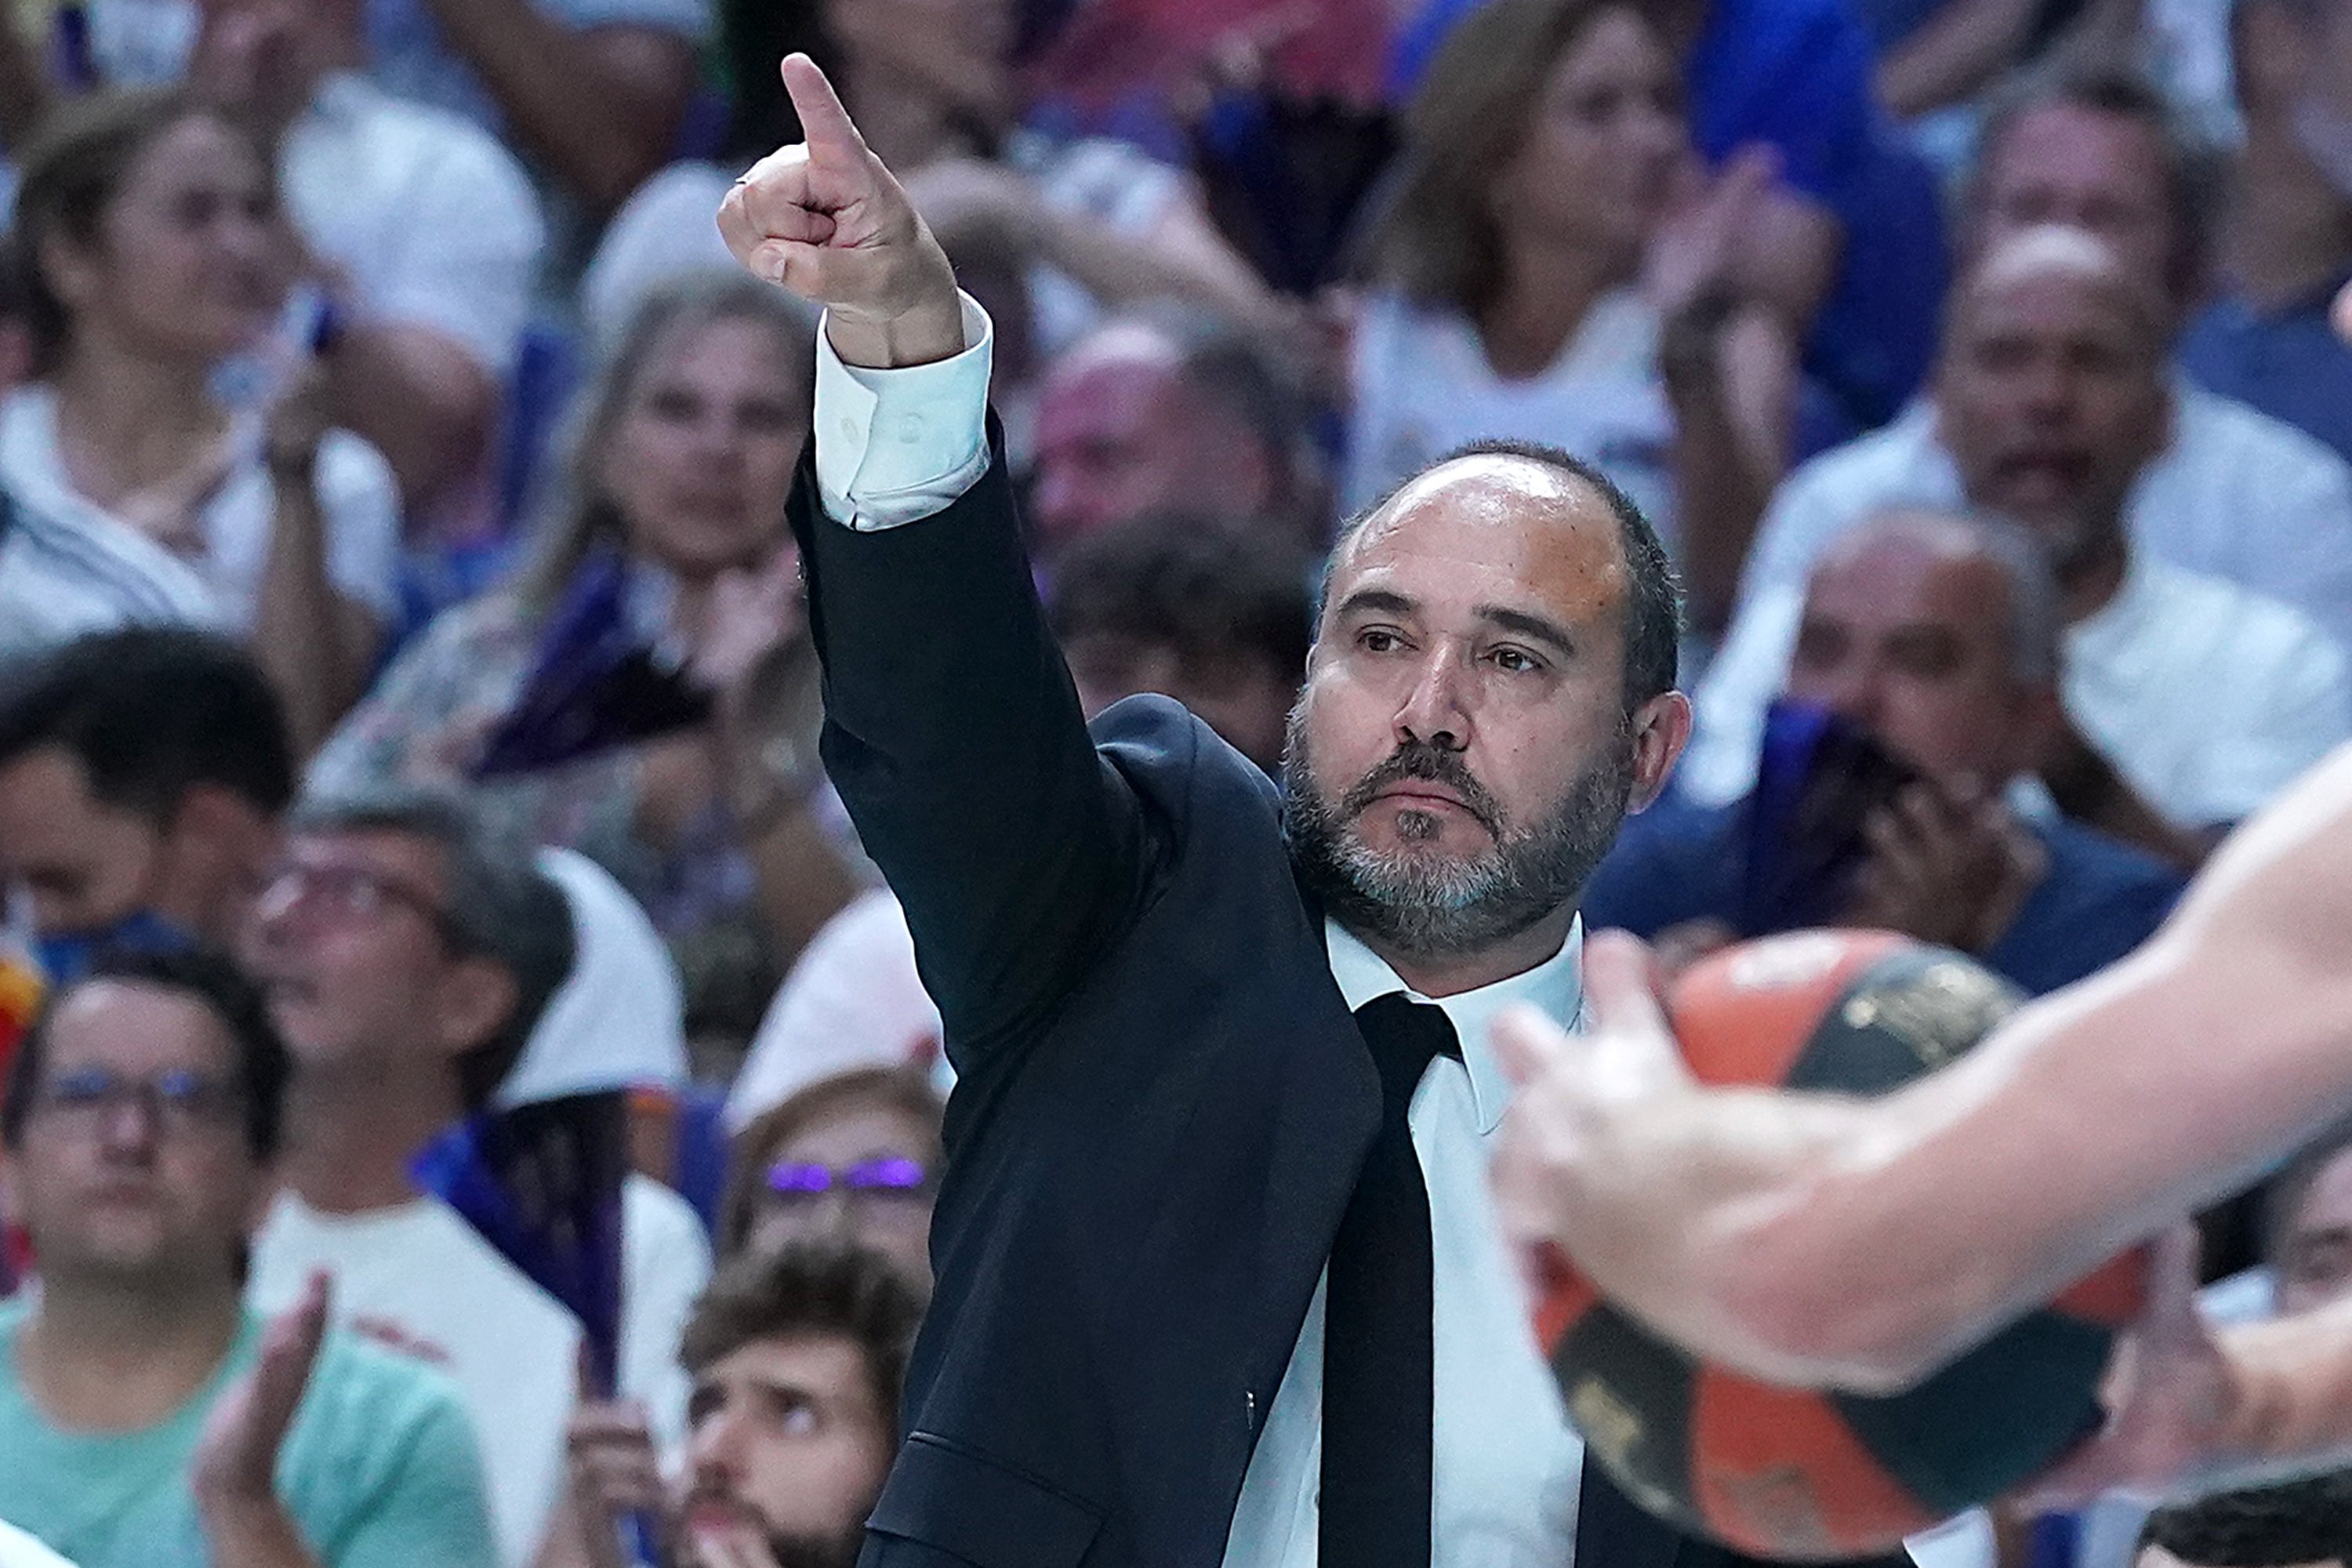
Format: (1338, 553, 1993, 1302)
(824, 278, 966, 369)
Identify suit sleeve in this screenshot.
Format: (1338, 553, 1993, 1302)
(789, 397, 1152, 1065)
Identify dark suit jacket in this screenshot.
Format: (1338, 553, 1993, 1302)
(791, 440, 1908, 1568)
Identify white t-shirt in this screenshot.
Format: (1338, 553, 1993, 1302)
(1688, 550, 2352, 827)
(0, 486, 220, 661)
(249, 1175, 710, 1568)
(1345, 288, 1675, 551)
(0, 1520, 73, 1568)
(281, 73, 546, 379)
(0, 386, 401, 628)
(1729, 386, 2352, 666)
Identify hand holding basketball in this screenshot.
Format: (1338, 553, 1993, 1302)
(717, 55, 964, 368)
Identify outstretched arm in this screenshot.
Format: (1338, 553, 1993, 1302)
(719, 59, 1150, 1056)
(1492, 743, 2352, 1394)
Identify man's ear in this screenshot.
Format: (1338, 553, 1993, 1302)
(428, 956, 520, 1070)
(1626, 691, 1693, 812)
(2235, 1, 2307, 114)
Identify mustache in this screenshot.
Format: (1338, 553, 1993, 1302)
(1338, 741, 1504, 836)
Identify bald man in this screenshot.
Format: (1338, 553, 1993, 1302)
(1028, 310, 1322, 558)
(1686, 226, 2352, 861)
(1583, 506, 2182, 996)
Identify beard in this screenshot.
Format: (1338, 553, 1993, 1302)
(1282, 705, 1636, 960)
(670, 1492, 866, 1568)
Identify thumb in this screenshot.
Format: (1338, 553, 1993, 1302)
(1584, 929, 1672, 1037)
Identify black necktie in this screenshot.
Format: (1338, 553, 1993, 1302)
(1321, 993, 1461, 1566)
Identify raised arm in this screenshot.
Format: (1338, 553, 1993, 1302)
(718, 57, 1150, 1054)
(1491, 743, 2352, 1395)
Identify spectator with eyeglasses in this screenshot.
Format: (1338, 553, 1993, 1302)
(0, 947, 498, 1568)
(233, 786, 706, 1568)
(718, 1068, 944, 1283)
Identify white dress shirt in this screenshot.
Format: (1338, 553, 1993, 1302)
(809, 299, 1584, 1567)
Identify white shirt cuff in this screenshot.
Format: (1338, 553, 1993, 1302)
(813, 294, 994, 531)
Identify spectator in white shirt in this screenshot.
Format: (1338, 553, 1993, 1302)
(238, 789, 711, 1568)
(4, 89, 394, 750)
(1689, 225, 2352, 862)
(1722, 60, 2352, 666)
(185, 0, 546, 528)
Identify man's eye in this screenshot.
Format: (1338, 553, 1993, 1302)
(1358, 629, 1401, 653)
(1490, 648, 1542, 673)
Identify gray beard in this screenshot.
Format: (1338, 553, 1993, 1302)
(1282, 706, 1635, 960)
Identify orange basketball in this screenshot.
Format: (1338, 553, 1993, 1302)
(1539, 930, 2148, 1559)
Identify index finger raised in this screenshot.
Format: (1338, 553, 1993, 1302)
(780, 53, 866, 158)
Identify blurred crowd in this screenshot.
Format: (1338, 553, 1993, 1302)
(0, 0, 2349, 1566)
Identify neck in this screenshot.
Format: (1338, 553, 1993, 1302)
(2056, 528, 2131, 623)
(1475, 238, 1622, 381)
(17, 1272, 241, 1433)
(2227, 124, 2352, 310)
(278, 1059, 463, 1215)
(50, 337, 225, 495)
(1356, 903, 1577, 999)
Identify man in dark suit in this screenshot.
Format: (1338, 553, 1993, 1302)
(717, 53, 1916, 1568)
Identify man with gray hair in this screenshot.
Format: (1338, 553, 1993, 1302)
(1686, 225, 2352, 863)
(1589, 506, 2183, 996)
(234, 788, 709, 1568)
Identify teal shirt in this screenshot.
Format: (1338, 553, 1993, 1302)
(0, 1300, 499, 1568)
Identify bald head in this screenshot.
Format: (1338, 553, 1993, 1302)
(1787, 507, 2061, 784)
(1031, 313, 1307, 555)
(1933, 225, 2172, 566)
(1327, 441, 1680, 709)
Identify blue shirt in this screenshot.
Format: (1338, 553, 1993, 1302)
(1580, 796, 2184, 996)
(2180, 277, 2352, 468)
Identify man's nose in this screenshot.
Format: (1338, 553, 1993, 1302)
(1393, 648, 1471, 751)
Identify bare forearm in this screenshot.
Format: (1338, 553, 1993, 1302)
(1875, 0, 2039, 118)
(1664, 310, 1788, 636)
(1028, 201, 1298, 347)
(418, 0, 691, 212)
(252, 476, 378, 755)
(325, 327, 494, 515)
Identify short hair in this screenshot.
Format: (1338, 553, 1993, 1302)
(0, 628, 295, 823)
(1962, 56, 2223, 306)
(8, 87, 276, 376)
(2139, 1468, 2352, 1566)
(285, 789, 575, 1110)
(1831, 507, 2063, 685)
(679, 1238, 927, 1440)
(2, 946, 291, 1159)
(1327, 437, 1682, 709)
(1047, 513, 1316, 686)
(718, 1066, 947, 1256)
(1144, 305, 1316, 469)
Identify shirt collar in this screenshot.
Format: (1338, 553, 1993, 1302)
(1324, 917, 1585, 1134)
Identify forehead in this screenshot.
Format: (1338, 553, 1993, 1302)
(699, 1333, 873, 1405)
(125, 114, 263, 189)
(1951, 264, 2149, 348)
(285, 826, 447, 887)
(1331, 458, 1630, 622)
(42, 979, 234, 1073)
(1805, 532, 2010, 639)
(1038, 340, 1189, 434)
(1984, 103, 2169, 202)
(637, 315, 800, 391)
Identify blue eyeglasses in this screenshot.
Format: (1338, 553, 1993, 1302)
(764, 1156, 931, 1203)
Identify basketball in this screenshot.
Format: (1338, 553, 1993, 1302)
(1537, 930, 2150, 1559)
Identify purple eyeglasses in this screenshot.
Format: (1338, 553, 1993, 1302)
(765, 1156, 932, 1201)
